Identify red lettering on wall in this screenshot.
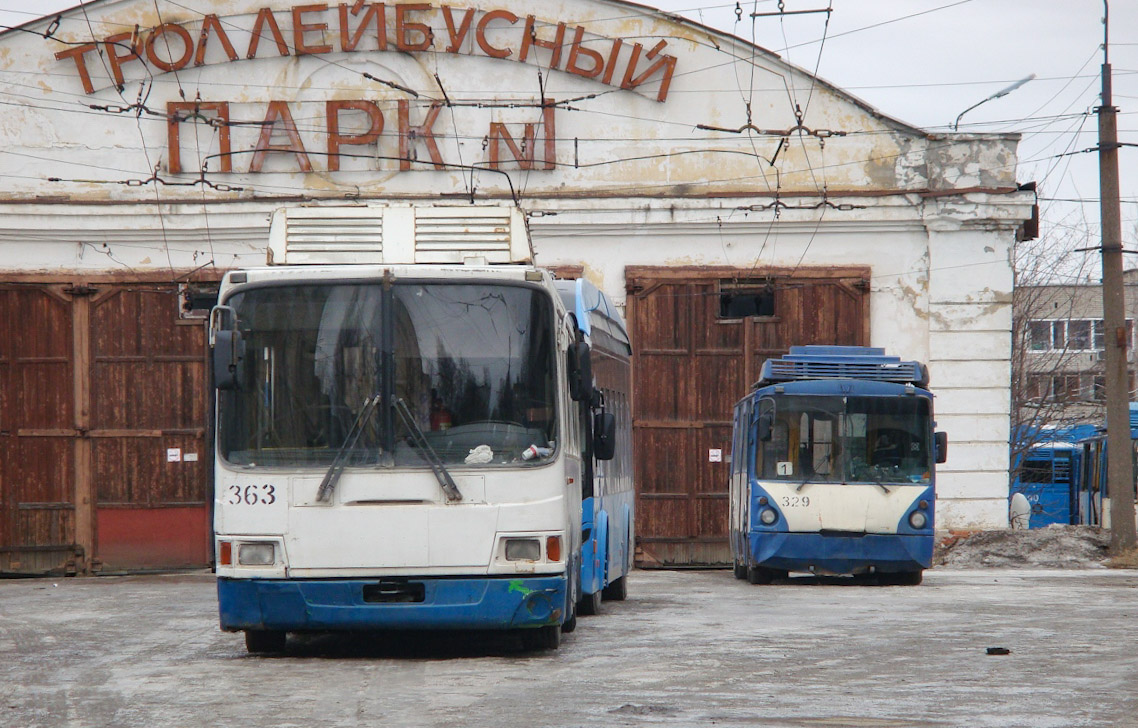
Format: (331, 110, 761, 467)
(398, 100, 445, 170)
(167, 101, 232, 174)
(475, 9, 517, 59)
(54, 43, 98, 94)
(326, 100, 384, 171)
(621, 40, 676, 103)
(250, 101, 313, 172)
(145, 23, 193, 72)
(565, 25, 603, 79)
(600, 38, 623, 86)
(440, 6, 475, 53)
(339, 2, 387, 52)
(489, 122, 535, 170)
(247, 8, 291, 59)
(542, 103, 556, 170)
(104, 32, 142, 87)
(394, 3, 432, 52)
(293, 4, 333, 55)
(49, 5, 680, 104)
(488, 103, 556, 170)
(518, 16, 566, 70)
(195, 14, 239, 66)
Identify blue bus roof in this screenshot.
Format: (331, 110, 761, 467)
(756, 345, 930, 388)
(553, 278, 630, 351)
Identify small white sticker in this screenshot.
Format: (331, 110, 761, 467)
(183, 453, 198, 462)
(166, 448, 182, 463)
(708, 448, 722, 463)
(777, 461, 794, 476)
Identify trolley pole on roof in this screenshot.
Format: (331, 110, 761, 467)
(1097, 0, 1137, 553)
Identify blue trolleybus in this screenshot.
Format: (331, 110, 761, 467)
(209, 205, 633, 651)
(729, 346, 947, 585)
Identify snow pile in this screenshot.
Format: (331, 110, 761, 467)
(934, 525, 1111, 569)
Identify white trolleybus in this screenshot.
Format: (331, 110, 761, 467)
(729, 346, 947, 586)
(210, 205, 633, 652)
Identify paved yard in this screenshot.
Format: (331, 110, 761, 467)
(2, 568, 1137, 727)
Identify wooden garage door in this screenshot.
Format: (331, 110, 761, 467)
(627, 266, 870, 567)
(90, 286, 210, 572)
(0, 280, 213, 575)
(0, 287, 79, 574)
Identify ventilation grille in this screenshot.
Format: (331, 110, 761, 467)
(766, 360, 923, 383)
(415, 208, 514, 263)
(268, 205, 531, 265)
(758, 346, 928, 387)
(279, 210, 383, 264)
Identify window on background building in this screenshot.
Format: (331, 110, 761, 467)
(718, 281, 775, 319)
(1051, 320, 1066, 350)
(1068, 319, 1091, 350)
(1093, 375, 1107, 401)
(1027, 318, 1133, 352)
(1050, 374, 1083, 402)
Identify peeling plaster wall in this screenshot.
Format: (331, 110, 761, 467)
(0, 0, 1033, 529)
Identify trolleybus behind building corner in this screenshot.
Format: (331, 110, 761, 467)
(208, 205, 633, 652)
(729, 346, 947, 586)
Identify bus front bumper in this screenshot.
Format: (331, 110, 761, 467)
(217, 575, 566, 632)
(748, 531, 932, 574)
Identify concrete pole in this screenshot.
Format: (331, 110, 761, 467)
(1098, 1, 1137, 553)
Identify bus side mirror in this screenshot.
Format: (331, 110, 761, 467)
(593, 411, 616, 461)
(757, 413, 773, 442)
(210, 306, 245, 391)
(568, 342, 593, 402)
(934, 431, 948, 464)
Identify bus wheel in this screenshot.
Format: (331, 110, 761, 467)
(602, 575, 627, 601)
(578, 589, 602, 616)
(523, 625, 561, 651)
(747, 566, 778, 585)
(880, 570, 923, 586)
(561, 605, 577, 633)
(733, 561, 748, 580)
(244, 629, 286, 654)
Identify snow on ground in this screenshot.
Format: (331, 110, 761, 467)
(934, 525, 1116, 569)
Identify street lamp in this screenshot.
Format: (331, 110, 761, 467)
(952, 74, 1036, 131)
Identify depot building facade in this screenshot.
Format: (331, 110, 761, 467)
(0, 0, 1032, 573)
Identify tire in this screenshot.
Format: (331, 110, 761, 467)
(522, 625, 561, 651)
(733, 561, 748, 580)
(602, 575, 628, 601)
(747, 566, 775, 585)
(244, 629, 286, 654)
(880, 570, 923, 586)
(577, 588, 602, 616)
(561, 613, 577, 633)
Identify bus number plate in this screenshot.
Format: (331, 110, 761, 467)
(226, 484, 277, 506)
(781, 495, 810, 508)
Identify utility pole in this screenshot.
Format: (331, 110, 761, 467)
(1098, 0, 1136, 553)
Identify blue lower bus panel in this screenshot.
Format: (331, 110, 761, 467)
(218, 575, 566, 632)
(748, 532, 932, 574)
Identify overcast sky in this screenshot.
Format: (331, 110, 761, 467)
(2, 0, 1135, 269)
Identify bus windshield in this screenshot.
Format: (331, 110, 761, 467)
(755, 395, 932, 485)
(219, 282, 557, 467)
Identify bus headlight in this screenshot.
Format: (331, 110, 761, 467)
(908, 511, 928, 530)
(238, 542, 275, 566)
(759, 508, 778, 525)
(504, 538, 541, 561)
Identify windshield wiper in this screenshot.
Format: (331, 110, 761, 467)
(864, 468, 893, 494)
(394, 398, 463, 502)
(316, 393, 382, 503)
